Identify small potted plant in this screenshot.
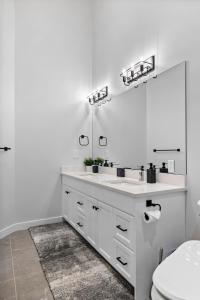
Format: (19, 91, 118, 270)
(95, 157, 104, 166)
(83, 157, 94, 172)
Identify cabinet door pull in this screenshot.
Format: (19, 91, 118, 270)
(65, 191, 70, 194)
(116, 225, 128, 232)
(116, 256, 128, 266)
(77, 201, 83, 206)
(77, 222, 83, 227)
(92, 205, 99, 211)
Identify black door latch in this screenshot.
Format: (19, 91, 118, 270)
(0, 147, 11, 151)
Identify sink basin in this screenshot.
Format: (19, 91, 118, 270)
(104, 178, 144, 186)
(77, 173, 106, 179)
(76, 173, 145, 186)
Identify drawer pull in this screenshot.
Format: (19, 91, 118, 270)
(77, 222, 83, 227)
(77, 201, 83, 206)
(116, 225, 128, 232)
(116, 256, 128, 266)
(92, 205, 99, 211)
(65, 191, 70, 194)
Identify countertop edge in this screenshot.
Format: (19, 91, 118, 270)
(61, 172, 186, 198)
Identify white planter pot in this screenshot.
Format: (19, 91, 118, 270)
(85, 166, 92, 173)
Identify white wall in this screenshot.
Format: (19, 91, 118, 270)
(0, 0, 15, 231)
(13, 0, 92, 226)
(92, 0, 200, 239)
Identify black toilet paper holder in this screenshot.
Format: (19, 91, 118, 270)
(146, 200, 161, 211)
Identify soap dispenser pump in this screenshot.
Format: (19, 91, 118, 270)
(139, 166, 145, 181)
(160, 162, 168, 173)
(147, 163, 156, 183)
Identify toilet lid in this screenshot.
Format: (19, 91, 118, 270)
(153, 241, 200, 300)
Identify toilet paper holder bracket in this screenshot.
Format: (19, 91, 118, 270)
(146, 200, 161, 211)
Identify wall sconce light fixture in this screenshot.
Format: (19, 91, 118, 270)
(87, 86, 111, 106)
(120, 55, 155, 87)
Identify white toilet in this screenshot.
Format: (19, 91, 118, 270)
(151, 240, 200, 300)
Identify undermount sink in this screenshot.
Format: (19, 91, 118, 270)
(77, 173, 106, 179)
(103, 178, 144, 186)
(76, 173, 145, 185)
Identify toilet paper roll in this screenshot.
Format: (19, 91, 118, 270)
(143, 210, 161, 223)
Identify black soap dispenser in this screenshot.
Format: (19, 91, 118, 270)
(160, 162, 168, 173)
(139, 165, 145, 181)
(147, 163, 156, 183)
(103, 160, 109, 167)
(117, 168, 125, 177)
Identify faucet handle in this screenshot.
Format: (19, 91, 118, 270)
(137, 165, 145, 171)
(111, 162, 120, 167)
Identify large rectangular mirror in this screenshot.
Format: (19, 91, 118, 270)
(92, 62, 186, 174)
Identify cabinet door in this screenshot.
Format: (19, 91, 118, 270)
(113, 239, 136, 286)
(86, 198, 98, 248)
(62, 187, 71, 221)
(98, 201, 113, 263)
(62, 187, 77, 227)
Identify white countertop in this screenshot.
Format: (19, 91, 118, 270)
(61, 171, 186, 197)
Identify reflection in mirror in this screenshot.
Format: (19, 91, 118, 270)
(93, 85, 146, 169)
(92, 62, 186, 174)
(147, 62, 186, 174)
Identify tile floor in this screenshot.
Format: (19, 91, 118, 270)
(0, 230, 53, 300)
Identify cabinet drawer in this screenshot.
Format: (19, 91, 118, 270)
(76, 194, 87, 215)
(75, 214, 86, 237)
(114, 209, 136, 251)
(113, 239, 135, 286)
(62, 176, 94, 196)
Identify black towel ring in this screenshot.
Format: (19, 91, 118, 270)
(99, 136, 107, 146)
(79, 135, 89, 146)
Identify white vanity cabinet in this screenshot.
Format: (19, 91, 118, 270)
(62, 173, 186, 300)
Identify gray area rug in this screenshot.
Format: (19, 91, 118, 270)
(29, 221, 134, 300)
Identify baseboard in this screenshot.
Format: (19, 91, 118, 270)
(0, 216, 63, 239)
